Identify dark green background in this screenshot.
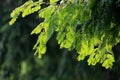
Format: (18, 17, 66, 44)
(0, 0, 120, 80)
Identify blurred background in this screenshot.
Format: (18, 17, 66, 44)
(0, 0, 120, 80)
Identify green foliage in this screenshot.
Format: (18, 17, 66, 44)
(9, 0, 120, 69)
(9, 0, 41, 25)
(50, 0, 59, 4)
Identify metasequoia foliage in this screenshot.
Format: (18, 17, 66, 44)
(9, 0, 120, 69)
